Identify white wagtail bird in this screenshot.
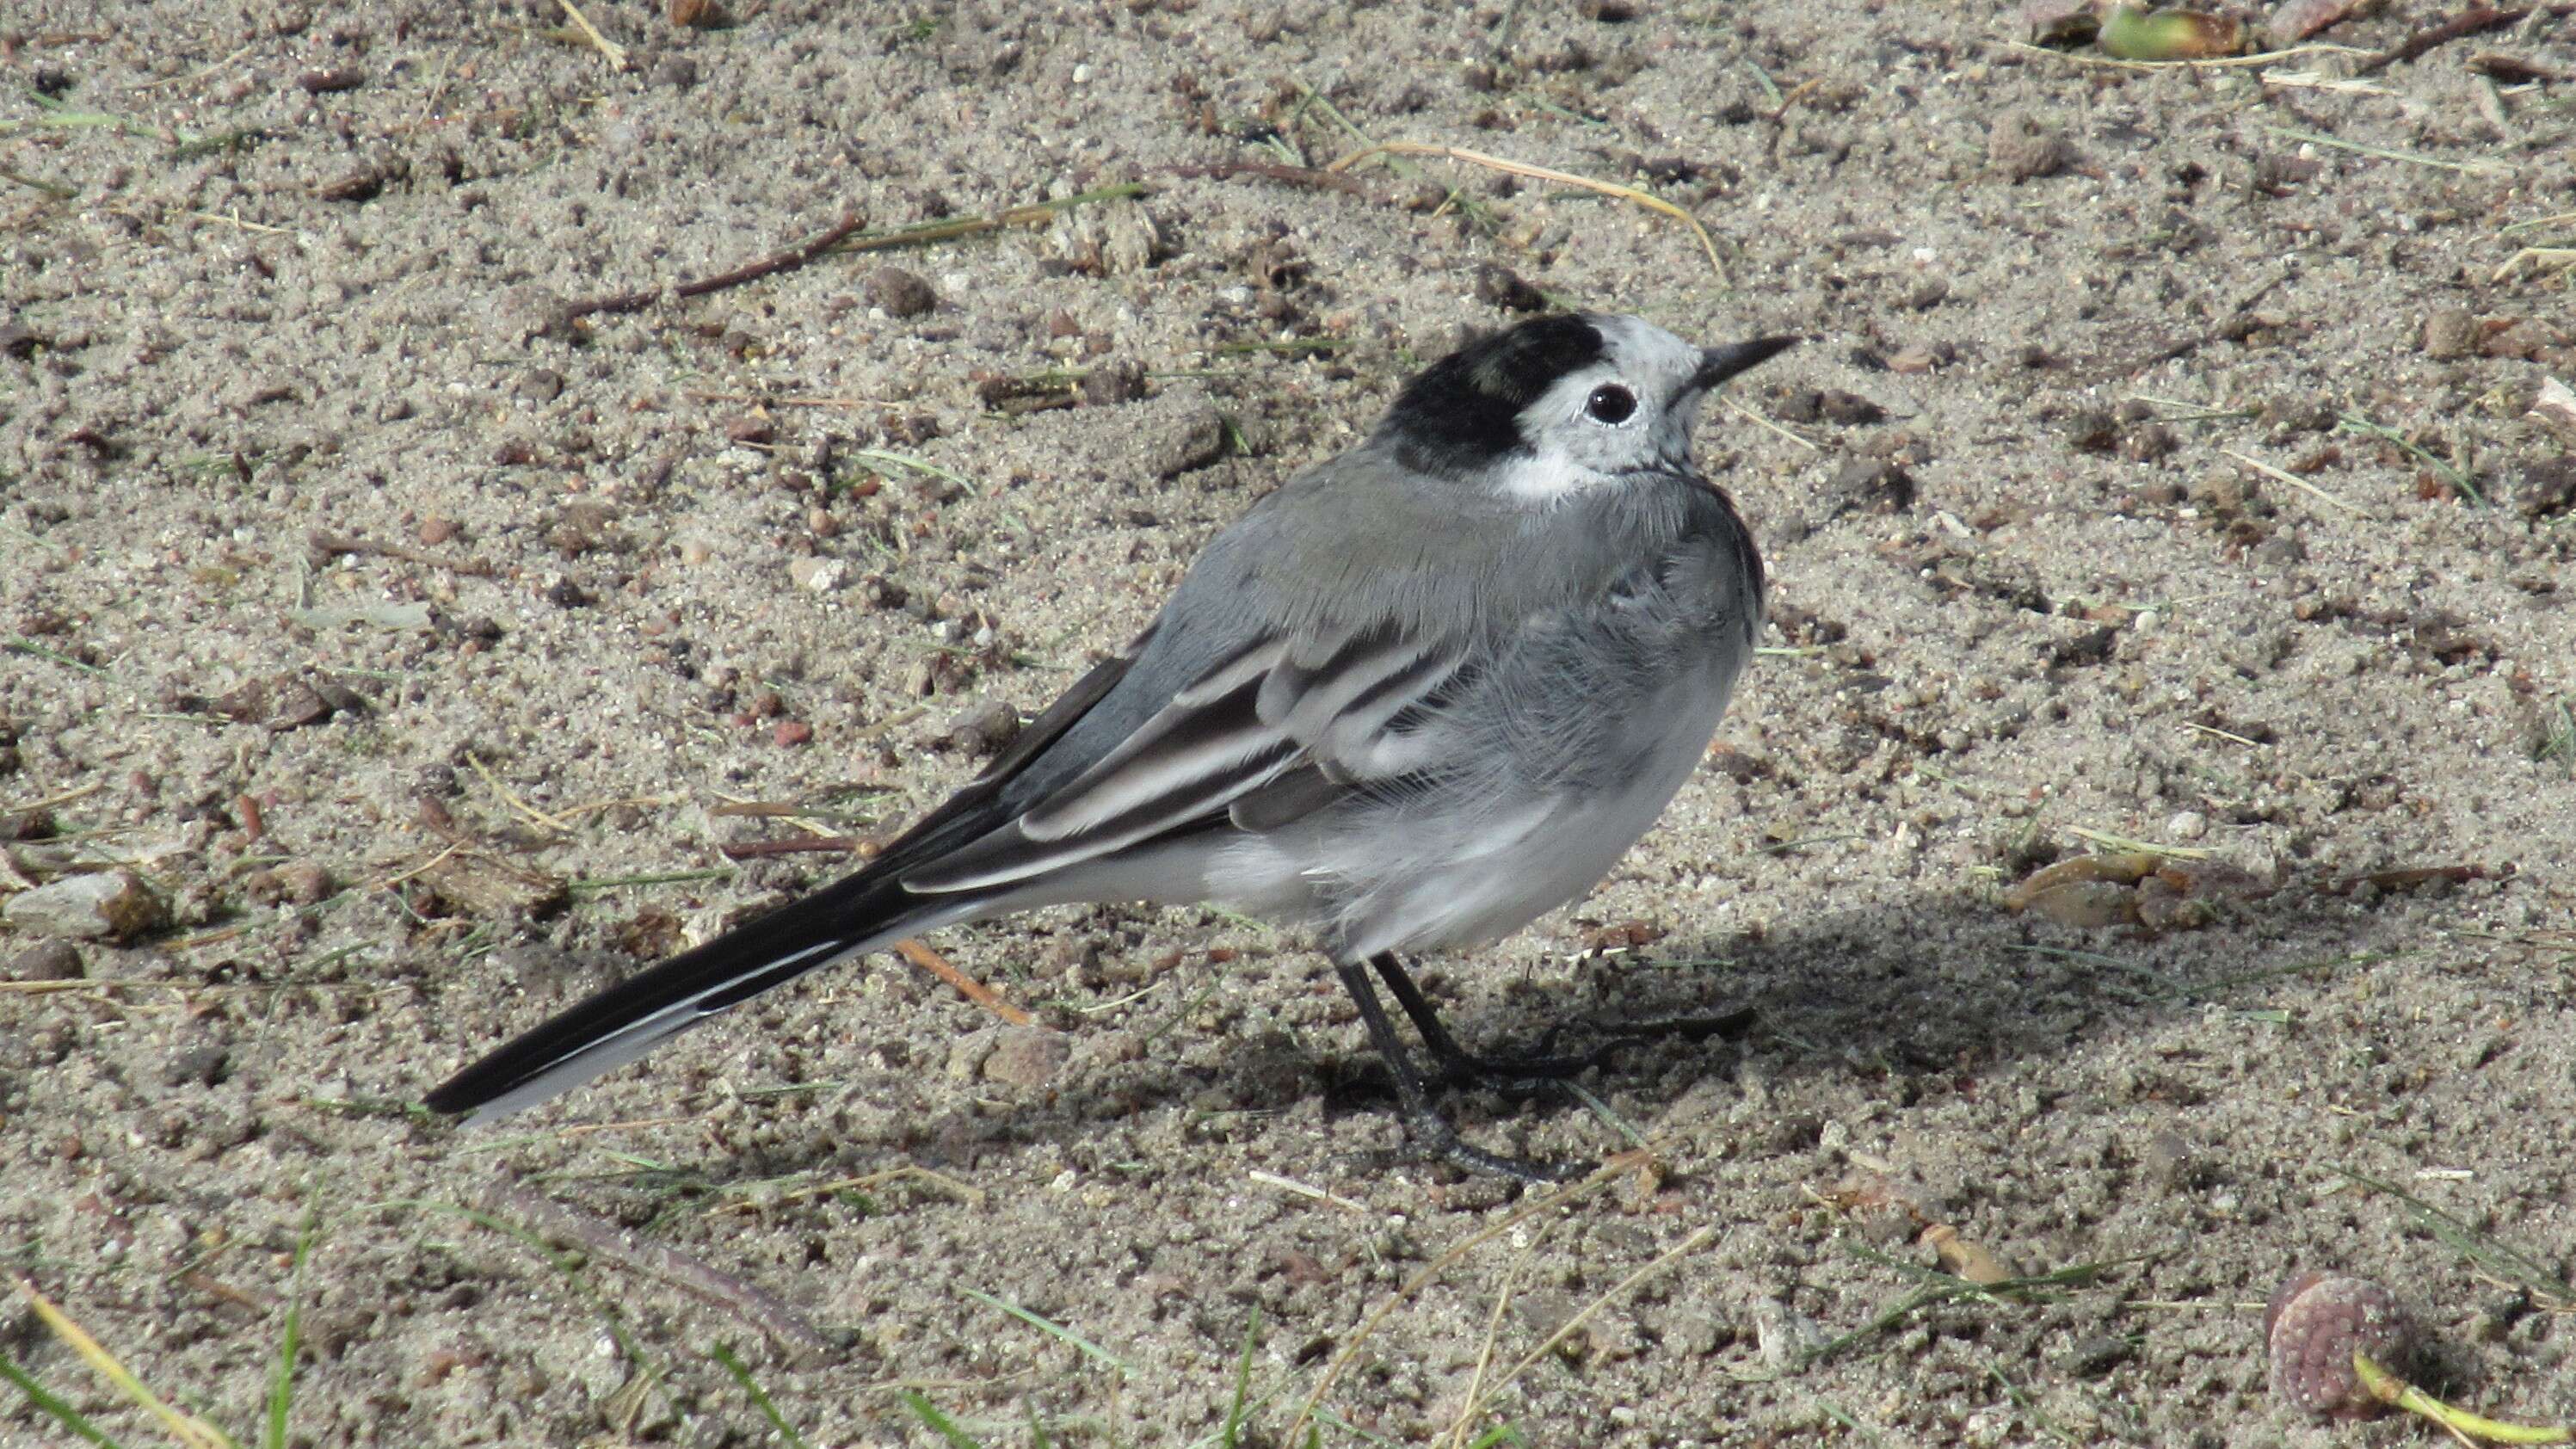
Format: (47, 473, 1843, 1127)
(426, 312, 1796, 1179)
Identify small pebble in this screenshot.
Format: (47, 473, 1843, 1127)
(982, 1027, 1071, 1087)
(1987, 111, 2066, 181)
(944, 699, 1022, 754)
(866, 266, 938, 319)
(2166, 810, 2208, 841)
(3, 871, 167, 941)
(6, 940, 85, 980)
(1077, 361, 1148, 407)
(417, 515, 459, 546)
(1473, 263, 1549, 313)
(773, 720, 813, 748)
(2120, 422, 2179, 463)
(2421, 308, 2479, 361)
(788, 558, 847, 593)
(296, 66, 367, 94)
(163, 1034, 230, 1088)
(1819, 390, 1886, 425)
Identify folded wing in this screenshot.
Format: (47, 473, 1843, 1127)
(903, 622, 1472, 894)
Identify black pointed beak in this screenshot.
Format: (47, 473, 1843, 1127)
(1693, 335, 1803, 391)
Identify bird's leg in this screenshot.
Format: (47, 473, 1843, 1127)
(1370, 953, 1617, 1091)
(1371, 953, 1756, 1094)
(1334, 961, 1581, 1183)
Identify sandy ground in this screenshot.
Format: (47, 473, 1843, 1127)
(5, 1, 2575, 1445)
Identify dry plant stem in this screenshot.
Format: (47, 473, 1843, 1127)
(717, 835, 872, 860)
(12, 1277, 235, 1449)
(2352, 1352, 2573, 1444)
(564, 210, 868, 323)
(554, 0, 629, 71)
(1285, 1153, 1642, 1442)
(1171, 158, 1384, 199)
(2002, 39, 2368, 70)
(893, 938, 1035, 1027)
(715, 1164, 988, 1216)
(9, 780, 104, 814)
(2493, 247, 2576, 283)
(491, 1185, 834, 1362)
(825, 183, 1152, 257)
(1441, 1207, 1570, 1449)
(2221, 449, 2365, 515)
(1449, 1223, 1720, 1440)
(463, 752, 572, 834)
(2355, 5, 2528, 74)
(1325, 141, 1726, 281)
(308, 527, 495, 577)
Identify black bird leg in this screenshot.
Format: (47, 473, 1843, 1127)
(1370, 953, 1626, 1092)
(1333, 960, 1581, 1183)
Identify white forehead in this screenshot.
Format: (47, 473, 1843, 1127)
(1522, 315, 1701, 416)
(1589, 313, 1703, 379)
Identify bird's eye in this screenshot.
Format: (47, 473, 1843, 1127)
(1585, 385, 1636, 424)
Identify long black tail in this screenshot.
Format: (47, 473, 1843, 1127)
(422, 869, 974, 1122)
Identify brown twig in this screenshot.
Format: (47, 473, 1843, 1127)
(563, 209, 868, 323)
(1171, 158, 1383, 199)
(307, 527, 494, 577)
(490, 1184, 835, 1362)
(2354, 5, 2527, 73)
(893, 938, 1035, 1027)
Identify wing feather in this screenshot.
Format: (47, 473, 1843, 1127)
(901, 621, 1479, 895)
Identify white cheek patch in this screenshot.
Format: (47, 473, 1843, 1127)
(1492, 450, 1612, 503)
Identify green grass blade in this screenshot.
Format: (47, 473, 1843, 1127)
(711, 1343, 811, 1449)
(1220, 1310, 1259, 1449)
(958, 1288, 1131, 1374)
(0, 1353, 130, 1448)
(261, 1216, 317, 1449)
(2334, 1167, 2575, 1306)
(899, 1390, 984, 1449)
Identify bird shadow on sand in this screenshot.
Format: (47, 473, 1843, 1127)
(703, 873, 2419, 1185)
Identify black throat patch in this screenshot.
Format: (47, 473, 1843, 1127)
(1378, 315, 1607, 479)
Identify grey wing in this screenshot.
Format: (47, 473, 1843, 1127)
(900, 621, 1473, 894)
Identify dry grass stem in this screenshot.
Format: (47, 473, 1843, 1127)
(1440, 1214, 1566, 1449)
(493, 1185, 834, 1360)
(1723, 396, 1822, 452)
(555, 0, 630, 71)
(2221, 449, 2364, 515)
(1245, 1169, 1368, 1212)
(1456, 1223, 1720, 1431)
(12, 1277, 237, 1449)
(2493, 247, 2576, 283)
(2004, 40, 2368, 70)
(1286, 1151, 1649, 1442)
(1326, 141, 1725, 280)
(463, 753, 572, 834)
